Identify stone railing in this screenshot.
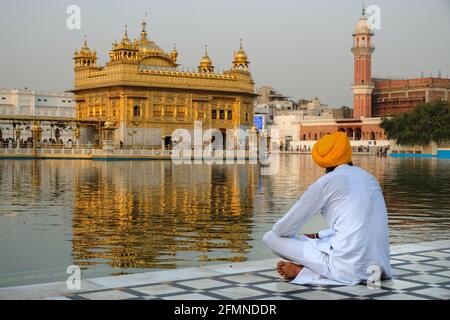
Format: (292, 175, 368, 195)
(0, 148, 94, 156)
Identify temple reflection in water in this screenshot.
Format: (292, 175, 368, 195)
(71, 162, 257, 271)
(1, 156, 449, 283)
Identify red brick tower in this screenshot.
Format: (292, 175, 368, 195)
(351, 7, 375, 118)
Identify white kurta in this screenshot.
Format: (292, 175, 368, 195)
(263, 164, 393, 285)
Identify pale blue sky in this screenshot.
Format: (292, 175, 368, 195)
(0, 0, 449, 106)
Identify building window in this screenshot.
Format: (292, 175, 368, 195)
(219, 110, 225, 120)
(212, 110, 217, 119)
(245, 113, 249, 122)
(133, 106, 141, 117)
(227, 110, 233, 120)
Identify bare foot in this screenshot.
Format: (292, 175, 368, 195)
(277, 261, 286, 277)
(276, 261, 303, 280)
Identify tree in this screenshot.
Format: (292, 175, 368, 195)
(380, 101, 450, 146)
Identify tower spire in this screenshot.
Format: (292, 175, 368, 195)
(123, 25, 129, 40)
(141, 12, 148, 39)
(352, 8, 375, 118)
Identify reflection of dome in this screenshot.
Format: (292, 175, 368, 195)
(104, 120, 115, 128)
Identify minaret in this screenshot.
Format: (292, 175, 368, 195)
(351, 7, 375, 118)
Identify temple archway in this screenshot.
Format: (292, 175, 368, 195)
(355, 128, 362, 140)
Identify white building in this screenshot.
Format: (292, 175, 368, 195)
(0, 89, 76, 143)
(269, 98, 354, 150)
(0, 89, 75, 117)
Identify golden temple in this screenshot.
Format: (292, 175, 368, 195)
(71, 19, 257, 148)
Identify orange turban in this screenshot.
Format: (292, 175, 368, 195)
(312, 132, 352, 168)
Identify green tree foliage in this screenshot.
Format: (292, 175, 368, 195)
(381, 101, 450, 146)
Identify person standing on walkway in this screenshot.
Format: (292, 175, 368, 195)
(263, 132, 392, 285)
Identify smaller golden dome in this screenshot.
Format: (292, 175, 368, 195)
(198, 45, 214, 73)
(80, 36, 91, 53)
(120, 25, 132, 45)
(200, 46, 212, 67)
(170, 45, 178, 61)
(200, 55, 212, 67)
(232, 39, 250, 69)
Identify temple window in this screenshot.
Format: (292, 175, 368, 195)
(212, 110, 217, 119)
(133, 106, 141, 117)
(227, 110, 233, 120)
(219, 110, 225, 120)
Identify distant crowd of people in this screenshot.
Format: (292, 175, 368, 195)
(274, 143, 390, 157)
(277, 144, 312, 152)
(0, 137, 75, 148)
(353, 145, 371, 153)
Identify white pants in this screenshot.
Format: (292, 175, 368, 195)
(263, 231, 336, 284)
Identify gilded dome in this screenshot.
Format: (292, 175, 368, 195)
(233, 40, 249, 65)
(200, 46, 213, 67)
(200, 55, 213, 68)
(136, 20, 165, 54)
(138, 40, 165, 54)
(198, 46, 214, 73)
(170, 46, 179, 61)
(120, 25, 132, 46)
(234, 50, 248, 63)
(79, 36, 92, 53)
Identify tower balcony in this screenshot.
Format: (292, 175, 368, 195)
(351, 46, 375, 56)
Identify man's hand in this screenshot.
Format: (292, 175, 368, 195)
(304, 233, 319, 239)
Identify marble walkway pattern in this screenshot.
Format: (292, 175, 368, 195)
(1, 240, 449, 300)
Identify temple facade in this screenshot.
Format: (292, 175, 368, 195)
(71, 20, 256, 148)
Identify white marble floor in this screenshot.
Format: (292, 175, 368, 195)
(1, 240, 449, 300)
